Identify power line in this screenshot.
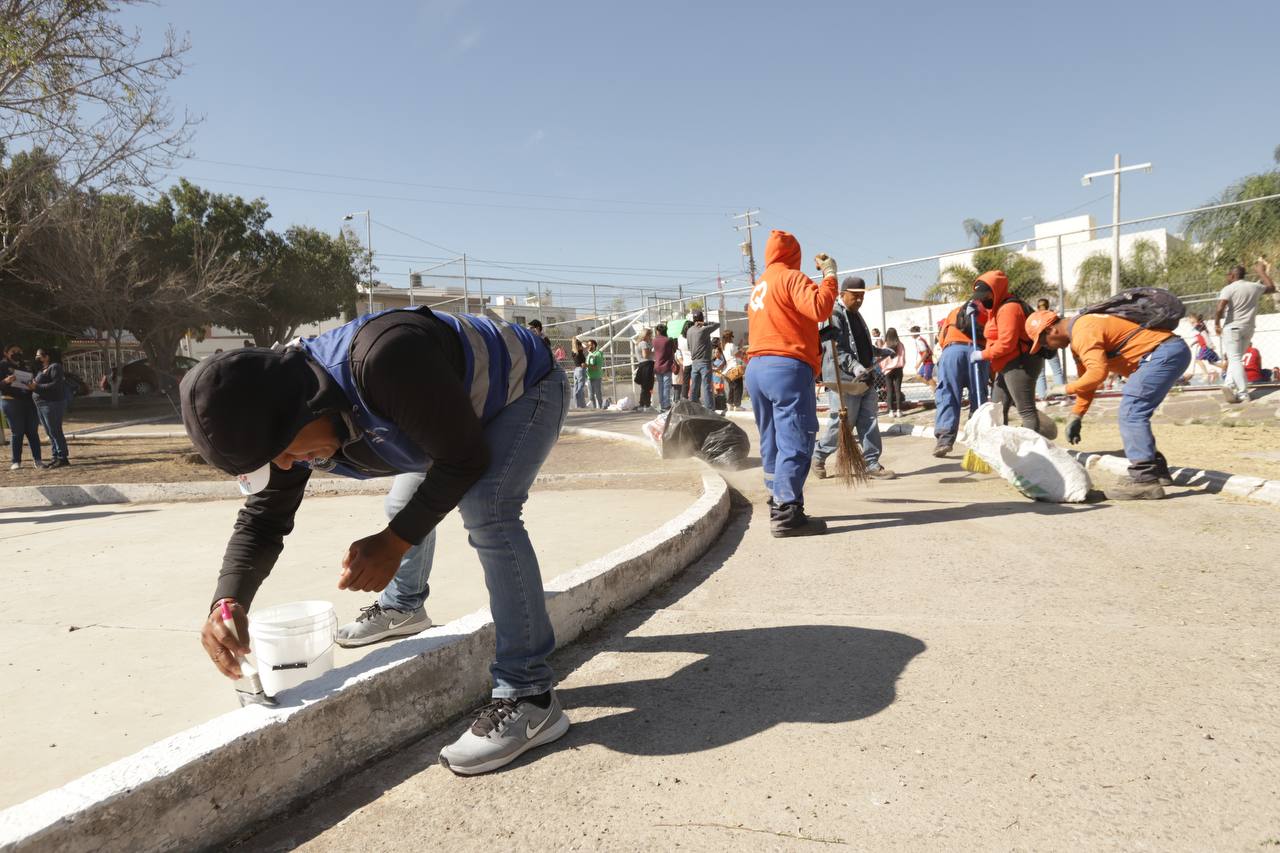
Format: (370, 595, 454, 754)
(178, 158, 735, 212)
(177, 175, 729, 217)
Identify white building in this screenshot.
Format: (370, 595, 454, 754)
(937, 214, 1186, 293)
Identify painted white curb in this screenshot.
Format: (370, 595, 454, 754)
(0, 472, 731, 853)
(0, 471, 667, 511)
(883, 421, 1280, 507)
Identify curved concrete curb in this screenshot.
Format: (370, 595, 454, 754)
(882, 422, 1280, 507)
(560, 424, 652, 449)
(0, 472, 731, 853)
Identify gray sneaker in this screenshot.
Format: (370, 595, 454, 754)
(440, 691, 570, 776)
(336, 602, 431, 648)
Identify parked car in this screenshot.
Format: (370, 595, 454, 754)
(100, 356, 198, 395)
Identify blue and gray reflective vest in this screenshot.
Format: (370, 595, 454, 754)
(298, 307, 553, 476)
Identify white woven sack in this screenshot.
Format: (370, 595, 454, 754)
(960, 402, 1092, 502)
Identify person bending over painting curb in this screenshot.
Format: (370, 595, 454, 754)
(182, 306, 570, 775)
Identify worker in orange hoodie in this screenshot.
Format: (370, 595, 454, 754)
(966, 270, 1046, 435)
(1025, 309, 1191, 500)
(745, 230, 838, 537)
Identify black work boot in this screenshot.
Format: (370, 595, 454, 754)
(770, 501, 827, 538)
(1109, 477, 1166, 501)
(1152, 452, 1174, 487)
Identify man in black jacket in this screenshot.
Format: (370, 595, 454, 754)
(184, 307, 570, 775)
(813, 278, 897, 480)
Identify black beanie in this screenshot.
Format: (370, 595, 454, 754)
(180, 347, 320, 476)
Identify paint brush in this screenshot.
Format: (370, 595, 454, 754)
(220, 601, 277, 708)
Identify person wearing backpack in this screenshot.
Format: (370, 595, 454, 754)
(931, 300, 989, 457)
(1025, 300, 1190, 500)
(966, 271, 1047, 436)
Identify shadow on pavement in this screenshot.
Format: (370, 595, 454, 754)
(0, 507, 157, 525)
(821, 499, 1105, 534)
(557, 624, 925, 756)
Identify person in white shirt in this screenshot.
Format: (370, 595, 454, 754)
(909, 325, 936, 391)
(1215, 261, 1276, 403)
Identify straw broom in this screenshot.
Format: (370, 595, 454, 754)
(827, 339, 870, 486)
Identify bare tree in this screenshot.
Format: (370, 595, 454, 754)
(0, 0, 195, 260)
(2, 192, 257, 406)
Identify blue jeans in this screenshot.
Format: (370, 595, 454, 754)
(588, 376, 604, 409)
(689, 359, 715, 409)
(814, 387, 882, 469)
(1035, 352, 1066, 398)
(1, 397, 43, 464)
(656, 372, 672, 409)
(35, 399, 68, 460)
(1118, 337, 1190, 481)
(572, 366, 587, 408)
(933, 343, 989, 447)
(746, 355, 818, 506)
(376, 368, 569, 698)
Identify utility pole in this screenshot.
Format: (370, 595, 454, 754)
(1082, 155, 1152, 295)
(343, 210, 373, 314)
(733, 209, 761, 283)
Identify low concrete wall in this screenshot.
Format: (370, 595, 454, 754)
(0, 473, 730, 853)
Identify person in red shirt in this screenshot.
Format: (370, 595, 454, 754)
(1243, 345, 1266, 383)
(745, 230, 838, 537)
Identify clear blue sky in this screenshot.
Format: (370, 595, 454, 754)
(123, 0, 1280, 309)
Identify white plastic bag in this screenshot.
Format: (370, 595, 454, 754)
(641, 411, 669, 454)
(612, 395, 636, 412)
(960, 402, 1092, 502)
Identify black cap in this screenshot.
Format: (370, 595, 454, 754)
(841, 276, 866, 292)
(692, 310, 705, 322)
(180, 348, 320, 476)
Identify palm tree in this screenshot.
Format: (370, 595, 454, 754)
(926, 217, 1047, 303)
(1072, 238, 1221, 308)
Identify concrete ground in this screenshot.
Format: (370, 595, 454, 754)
(0, 430, 702, 808)
(240, 412, 1279, 852)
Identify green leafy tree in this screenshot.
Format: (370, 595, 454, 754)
(223, 225, 362, 346)
(132, 180, 270, 373)
(928, 218, 1047, 302)
(1072, 238, 1222, 309)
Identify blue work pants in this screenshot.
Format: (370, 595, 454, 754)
(933, 343, 989, 447)
(745, 355, 818, 506)
(377, 369, 568, 698)
(1118, 337, 1191, 482)
(814, 387, 882, 470)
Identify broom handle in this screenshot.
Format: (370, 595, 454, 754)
(969, 309, 984, 407)
(828, 339, 846, 401)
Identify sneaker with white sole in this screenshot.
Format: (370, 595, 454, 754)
(336, 602, 431, 648)
(8, 462, 19, 471)
(439, 691, 570, 776)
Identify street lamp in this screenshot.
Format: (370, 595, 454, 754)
(1081, 155, 1152, 296)
(343, 210, 373, 314)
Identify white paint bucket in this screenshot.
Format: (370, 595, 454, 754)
(248, 600, 338, 697)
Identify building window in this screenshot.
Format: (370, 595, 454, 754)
(514, 315, 526, 325)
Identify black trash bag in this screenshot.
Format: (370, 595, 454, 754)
(699, 422, 750, 469)
(661, 400, 750, 469)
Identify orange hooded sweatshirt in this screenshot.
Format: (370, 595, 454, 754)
(747, 230, 838, 374)
(976, 270, 1032, 373)
(1065, 314, 1175, 416)
(938, 303, 989, 348)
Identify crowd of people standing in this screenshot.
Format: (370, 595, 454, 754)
(1, 344, 72, 470)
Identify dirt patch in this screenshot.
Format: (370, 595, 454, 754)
(1072, 420, 1280, 482)
(62, 399, 180, 432)
(3, 431, 685, 488)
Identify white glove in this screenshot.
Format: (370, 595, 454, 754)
(814, 253, 838, 280)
